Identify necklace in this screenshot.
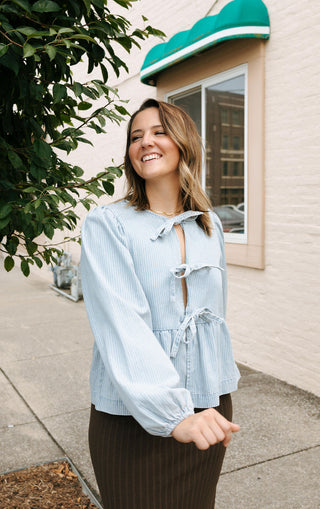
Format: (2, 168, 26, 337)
(149, 207, 184, 217)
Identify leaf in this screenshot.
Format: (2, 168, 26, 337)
(82, 0, 91, 14)
(114, 0, 133, 7)
(76, 137, 93, 145)
(4, 256, 15, 272)
(102, 180, 114, 195)
(91, 0, 104, 9)
(73, 82, 83, 97)
(0, 53, 19, 75)
(115, 36, 132, 52)
(21, 259, 30, 277)
(53, 83, 67, 104)
(0, 44, 8, 58)
(106, 165, 123, 178)
(0, 216, 11, 229)
(24, 202, 32, 213)
(78, 101, 92, 110)
(100, 63, 108, 83)
(34, 256, 43, 268)
(30, 163, 46, 181)
(82, 86, 98, 100)
(115, 104, 129, 116)
(46, 45, 56, 61)
(11, 0, 31, 13)
(32, 0, 60, 12)
(68, 34, 97, 44)
(8, 151, 24, 170)
(44, 223, 54, 239)
(33, 139, 52, 163)
(0, 204, 12, 219)
(92, 80, 104, 96)
(58, 28, 74, 34)
(73, 166, 84, 177)
(80, 199, 91, 211)
(145, 26, 166, 38)
(23, 43, 36, 58)
(17, 27, 49, 38)
(26, 241, 37, 256)
(6, 236, 19, 256)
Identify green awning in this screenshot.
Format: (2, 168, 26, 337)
(140, 0, 270, 86)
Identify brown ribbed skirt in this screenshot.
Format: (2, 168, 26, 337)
(89, 394, 232, 509)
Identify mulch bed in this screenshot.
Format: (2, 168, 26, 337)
(0, 460, 99, 508)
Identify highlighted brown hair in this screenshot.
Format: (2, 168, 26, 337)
(124, 99, 213, 235)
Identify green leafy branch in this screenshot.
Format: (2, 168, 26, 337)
(0, 0, 165, 276)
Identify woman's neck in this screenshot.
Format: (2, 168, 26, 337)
(145, 177, 183, 216)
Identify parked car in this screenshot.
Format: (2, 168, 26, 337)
(236, 202, 245, 212)
(229, 227, 244, 234)
(213, 205, 244, 232)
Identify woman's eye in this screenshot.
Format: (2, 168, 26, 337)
(155, 131, 166, 135)
(131, 135, 141, 142)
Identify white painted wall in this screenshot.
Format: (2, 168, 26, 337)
(60, 0, 320, 396)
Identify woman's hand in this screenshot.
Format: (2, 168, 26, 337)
(171, 408, 240, 450)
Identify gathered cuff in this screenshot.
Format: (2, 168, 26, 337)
(163, 405, 195, 437)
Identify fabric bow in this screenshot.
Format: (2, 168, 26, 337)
(150, 211, 204, 241)
(170, 307, 224, 358)
(170, 263, 224, 279)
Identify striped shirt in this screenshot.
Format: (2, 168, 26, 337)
(81, 200, 240, 437)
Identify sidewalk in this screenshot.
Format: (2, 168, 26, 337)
(0, 266, 319, 509)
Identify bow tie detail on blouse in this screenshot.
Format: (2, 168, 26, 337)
(150, 211, 204, 241)
(170, 307, 224, 358)
(169, 263, 224, 302)
(171, 263, 224, 280)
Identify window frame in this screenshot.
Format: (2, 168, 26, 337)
(157, 38, 266, 269)
(166, 64, 248, 245)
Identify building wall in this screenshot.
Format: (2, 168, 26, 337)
(65, 0, 320, 395)
(239, 0, 320, 394)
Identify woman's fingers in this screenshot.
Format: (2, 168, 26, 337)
(172, 408, 240, 450)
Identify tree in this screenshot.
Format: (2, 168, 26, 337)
(0, 0, 163, 276)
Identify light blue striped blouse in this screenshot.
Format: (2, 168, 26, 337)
(81, 199, 240, 437)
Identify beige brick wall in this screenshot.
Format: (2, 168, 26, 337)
(65, 0, 320, 395)
(228, 0, 320, 395)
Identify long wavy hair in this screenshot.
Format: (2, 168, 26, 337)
(123, 98, 213, 235)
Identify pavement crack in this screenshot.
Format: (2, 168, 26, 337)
(3, 348, 92, 364)
(221, 443, 320, 476)
(0, 367, 65, 456)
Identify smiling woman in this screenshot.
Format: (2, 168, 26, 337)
(81, 98, 240, 509)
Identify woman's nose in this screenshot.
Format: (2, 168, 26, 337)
(141, 132, 154, 147)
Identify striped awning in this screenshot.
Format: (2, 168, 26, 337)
(140, 0, 270, 86)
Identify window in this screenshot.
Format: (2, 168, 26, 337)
(232, 136, 240, 150)
(222, 135, 229, 150)
(232, 110, 241, 125)
(158, 38, 265, 268)
(169, 66, 247, 242)
(221, 109, 229, 124)
(222, 161, 228, 176)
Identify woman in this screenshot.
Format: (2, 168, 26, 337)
(81, 99, 241, 509)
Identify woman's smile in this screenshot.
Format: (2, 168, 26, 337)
(141, 152, 162, 163)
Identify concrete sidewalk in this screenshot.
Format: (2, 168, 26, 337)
(0, 266, 319, 509)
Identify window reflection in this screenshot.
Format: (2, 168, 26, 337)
(205, 75, 245, 224)
(170, 73, 246, 234)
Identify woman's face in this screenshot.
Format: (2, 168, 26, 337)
(128, 107, 180, 183)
